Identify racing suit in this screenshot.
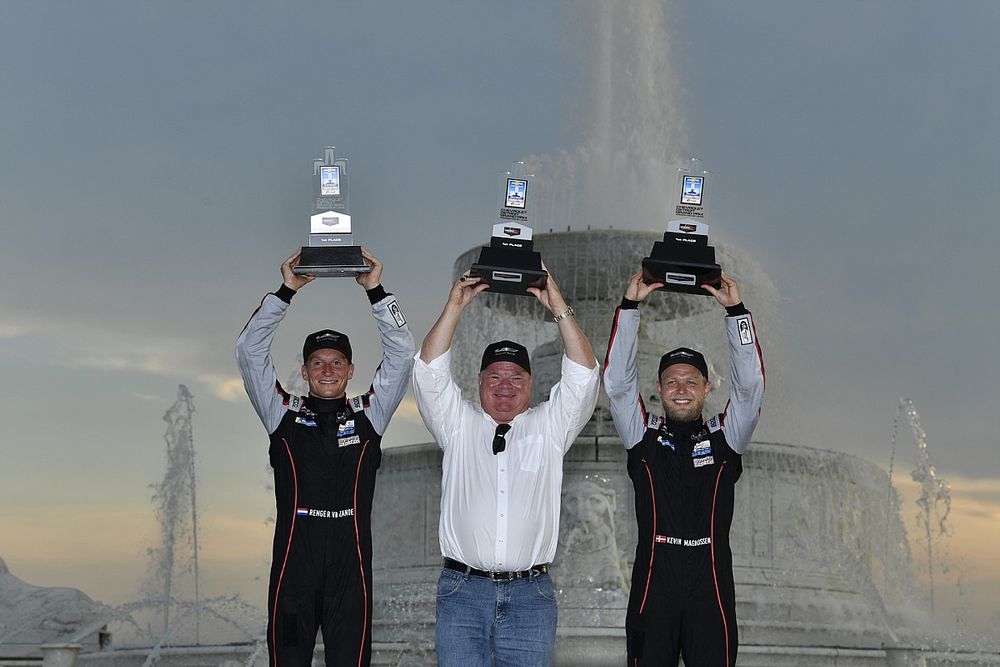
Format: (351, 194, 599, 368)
(236, 284, 414, 667)
(603, 300, 764, 667)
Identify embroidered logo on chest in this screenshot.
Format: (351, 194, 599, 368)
(294, 416, 317, 427)
(657, 435, 676, 451)
(693, 455, 715, 468)
(691, 440, 712, 458)
(338, 434, 361, 447)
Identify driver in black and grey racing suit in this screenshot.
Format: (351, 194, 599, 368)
(236, 248, 414, 667)
(604, 271, 764, 667)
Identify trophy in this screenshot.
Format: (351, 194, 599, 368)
(641, 157, 722, 295)
(293, 146, 370, 276)
(468, 162, 547, 296)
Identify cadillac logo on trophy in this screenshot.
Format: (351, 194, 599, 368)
(293, 146, 370, 276)
(641, 157, 722, 295)
(469, 162, 547, 296)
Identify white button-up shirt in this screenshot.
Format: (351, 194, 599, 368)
(412, 349, 600, 572)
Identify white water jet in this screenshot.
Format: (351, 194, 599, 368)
(145, 385, 201, 642)
(889, 398, 953, 619)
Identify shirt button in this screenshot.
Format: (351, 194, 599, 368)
(500, 514, 504, 517)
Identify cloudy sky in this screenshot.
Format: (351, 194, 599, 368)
(1, 0, 997, 637)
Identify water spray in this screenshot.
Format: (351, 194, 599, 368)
(891, 397, 952, 617)
(146, 385, 201, 643)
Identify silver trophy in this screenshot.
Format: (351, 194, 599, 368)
(468, 161, 547, 296)
(293, 146, 370, 277)
(641, 157, 722, 295)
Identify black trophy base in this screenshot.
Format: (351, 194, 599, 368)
(469, 246, 547, 296)
(642, 257, 722, 296)
(293, 246, 371, 277)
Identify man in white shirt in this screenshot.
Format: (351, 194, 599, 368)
(412, 272, 600, 667)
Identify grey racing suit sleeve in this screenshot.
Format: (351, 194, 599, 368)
(719, 311, 764, 454)
(603, 306, 648, 450)
(351, 294, 415, 436)
(235, 293, 291, 435)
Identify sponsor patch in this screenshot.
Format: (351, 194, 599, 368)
(350, 396, 364, 412)
(288, 395, 302, 412)
(295, 416, 317, 427)
(707, 415, 722, 433)
(692, 440, 712, 457)
(657, 435, 676, 451)
(387, 300, 407, 328)
(737, 315, 754, 345)
(297, 507, 355, 519)
(339, 434, 361, 447)
(337, 420, 356, 437)
(654, 534, 712, 547)
(693, 455, 715, 468)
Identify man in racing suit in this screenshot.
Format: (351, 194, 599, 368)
(236, 248, 414, 667)
(604, 272, 764, 667)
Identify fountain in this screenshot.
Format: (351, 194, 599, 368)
(367, 232, 994, 666)
(63, 387, 267, 666)
(145, 385, 201, 642)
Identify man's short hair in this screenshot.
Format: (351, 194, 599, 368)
(480, 340, 530, 374)
(657, 347, 708, 381)
(303, 329, 352, 364)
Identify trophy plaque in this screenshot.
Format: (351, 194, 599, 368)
(469, 162, 547, 296)
(642, 157, 722, 295)
(293, 146, 370, 277)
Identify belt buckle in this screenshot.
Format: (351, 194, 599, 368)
(489, 570, 515, 582)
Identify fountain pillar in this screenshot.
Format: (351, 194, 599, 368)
(40, 643, 82, 667)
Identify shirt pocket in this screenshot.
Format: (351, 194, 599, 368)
(518, 435, 545, 472)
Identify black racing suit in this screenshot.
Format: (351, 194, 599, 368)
(236, 284, 414, 667)
(604, 299, 764, 667)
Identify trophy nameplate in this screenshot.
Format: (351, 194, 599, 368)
(642, 158, 722, 295)
(469, 163, 547, 296)
(293, 146, 370, 277)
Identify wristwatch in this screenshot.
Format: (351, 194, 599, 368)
(553, 305, 575, 323)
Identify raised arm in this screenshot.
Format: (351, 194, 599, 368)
(412, 275, 487, 448)
(419, 275, 488, 363)
(703, 273, 765, 454)
(350, 248, 416, 435)
(603, 272, 663, 449)
(235, 250, 316, 434)
(527, 266, 596, 370)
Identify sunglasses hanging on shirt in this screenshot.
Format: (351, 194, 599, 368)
(493, 423, 512, 455)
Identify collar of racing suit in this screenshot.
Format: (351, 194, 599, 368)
(662, 415, 705, 442)
(307, 395, 349, 418)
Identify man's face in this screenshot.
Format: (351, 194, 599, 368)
(479, 361, 532, 423)
(301, 348, 354, 399)
(656, 364, 711, 422)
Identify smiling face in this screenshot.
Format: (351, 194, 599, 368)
(301, 348, 354, 399)
(479, 361, 532, 423)
(656, 363, 712, 422)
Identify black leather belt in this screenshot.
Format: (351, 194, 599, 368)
(443, 557, 549, 582)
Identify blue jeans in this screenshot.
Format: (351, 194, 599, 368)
(435, 568, 558, 667)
